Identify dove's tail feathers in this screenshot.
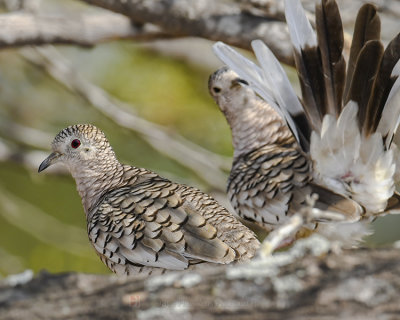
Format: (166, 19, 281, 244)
(285, 0, 325, 134)
(286, 0, 400, 149)
(344, 4, 381, 102)
(346, 40, 384, 131)
(291, 0, 400, 213)
(379, 61, 400, 149)
(368, 35, 400, 147)
(283, 0, 347, 142)
(315, 0, 346, 119)
(344, 3, 400, 143)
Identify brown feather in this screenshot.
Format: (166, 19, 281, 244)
(316, 0, 346, 117)
(366, 33, 400, 136)
(346, 40, 383, 130)
(310, 184, 364, 221)
(344, 4, 381, 102)
(295, 47, 325, 132)
(384, 191, 400, 215)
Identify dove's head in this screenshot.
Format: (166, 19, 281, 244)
(38, 124, 117, 174)
(208, 66, 251, 114)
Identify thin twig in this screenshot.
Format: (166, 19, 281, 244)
(0, 137, 68, 174)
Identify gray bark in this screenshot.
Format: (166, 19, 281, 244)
(0, 11, 171, 49)
(78, 0, 293, 65)
(1, 244, 400, 319)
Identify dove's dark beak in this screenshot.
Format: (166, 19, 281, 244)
(38, 152, 61, 173)
(234, 78, 249, 86)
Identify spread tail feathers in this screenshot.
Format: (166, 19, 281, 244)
(214, 0, 400, 152)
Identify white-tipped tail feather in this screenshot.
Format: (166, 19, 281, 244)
(284, 0, 317, 51)
(378, 60, 400, 149)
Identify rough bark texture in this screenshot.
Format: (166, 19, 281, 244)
(0, 12, 171, 49)
(1, 244, 400, 320)
(78, 0, 294, 65)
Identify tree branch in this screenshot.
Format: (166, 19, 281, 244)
(1, 241, 399, 319)
(0, 137, 67, 174)
(78, 0, 294, 65)
(0, 11, 173, 49)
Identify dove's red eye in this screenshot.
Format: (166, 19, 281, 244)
(71, 139, 81, 149)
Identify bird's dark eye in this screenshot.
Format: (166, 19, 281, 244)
(71, 139, 81, 149)
(213, 87, 221, 94)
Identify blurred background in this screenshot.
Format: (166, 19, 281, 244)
(0, 0, 400, 277)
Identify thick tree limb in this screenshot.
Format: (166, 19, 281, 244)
(78, 0, 294, 65)
(0, 11, 172, 49)
(1, 241, 399, 319)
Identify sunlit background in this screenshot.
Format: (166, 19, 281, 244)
(0, 0, 400, 277)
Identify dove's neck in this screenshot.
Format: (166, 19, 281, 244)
(69, 157, 125, 215)
(226, 98, 293, 159)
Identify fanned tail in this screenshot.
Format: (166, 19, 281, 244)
(341, 3, 400, 147)
(284, 0, 400, 148)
